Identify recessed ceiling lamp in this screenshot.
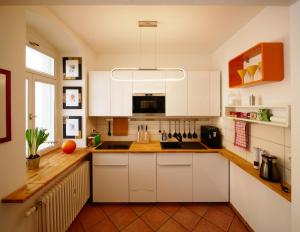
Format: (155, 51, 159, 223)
(111, 20, 186, 82)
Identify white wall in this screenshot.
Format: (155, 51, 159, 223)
(290, 1, 300, 231)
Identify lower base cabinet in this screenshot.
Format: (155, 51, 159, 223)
(157, 153, 193, 202)
(93, 153, 129, 202)
(129, 153, 156, 202)
(193, 153, 229, 202)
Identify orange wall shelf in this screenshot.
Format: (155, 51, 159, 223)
(228, 42, 284, 88)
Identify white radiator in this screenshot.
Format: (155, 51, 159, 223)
(37, 161, 90, 232)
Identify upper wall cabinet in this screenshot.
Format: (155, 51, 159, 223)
(111, 71, 133, 117)
(188, 71, 220, 116)
(166, 71, 188, 116)
(132, 71, 166, 93)
(89, 71, 111, 116)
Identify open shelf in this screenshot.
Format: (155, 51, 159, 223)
(229, 42, 284, 88)
(225, 105, 290, 127)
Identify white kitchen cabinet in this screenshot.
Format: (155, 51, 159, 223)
(132, 70, 166, 93)
(111, 71, 133, 116)
(166, 71, 188, 116)
(187, 71, 220, 116)
(193, 153, 229, 202)
(157, 153, 193, 202)
(129, 153, 156, 202)
(88, 71, 111, 116)
(93, 153, 129, 202)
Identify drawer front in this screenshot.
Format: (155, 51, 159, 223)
(157, 153, 192, 165)
(93, 153, 128, 166)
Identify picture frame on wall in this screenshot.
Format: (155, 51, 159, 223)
(63, 57, 82, 80)
(63, 87, 82, 109)
(63, 116, 82, 139)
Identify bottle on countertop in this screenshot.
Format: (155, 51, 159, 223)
(143, 125, 150, 143)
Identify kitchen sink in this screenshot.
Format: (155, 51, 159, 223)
(160, 142, 207, 150)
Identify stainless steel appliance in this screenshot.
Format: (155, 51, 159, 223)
(201, 126, 222, 148)
(132, 93, 165, 116)
(260, 153, 281, 182)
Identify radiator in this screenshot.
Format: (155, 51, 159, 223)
(37, 161, 90, 232)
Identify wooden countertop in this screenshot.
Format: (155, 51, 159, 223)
(2, 142, 291, 203)
(1, 148, 91, 203)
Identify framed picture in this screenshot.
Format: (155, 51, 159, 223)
(63, 116, 82, 139)
(63, 87, 82, 109)
(63, 57, 82, 80)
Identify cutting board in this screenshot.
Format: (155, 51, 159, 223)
(113, 118, 128, 136)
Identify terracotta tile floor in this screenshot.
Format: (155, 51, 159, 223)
(67, 203, 249, 232)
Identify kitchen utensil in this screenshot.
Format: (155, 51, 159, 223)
(158, 120, 161, 133)
(193, 121, 198, 138)
(183, 121, 187, 138)
(178, 121, 182, 137)
(173, 121, 177, 138)
(113, 117, 128, 136)
(168, 121, 172, 138)
(260, 152, 280, 182)
(108, 121, 111, 136)
(188, 121, 192, 139)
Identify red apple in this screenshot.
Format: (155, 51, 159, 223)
(62, 140, 76, 154)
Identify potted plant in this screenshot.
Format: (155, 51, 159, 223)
(25, 128, 49, 170)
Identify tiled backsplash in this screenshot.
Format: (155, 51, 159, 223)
(93, 118, 214, 142)
(219, 117, 291, 184)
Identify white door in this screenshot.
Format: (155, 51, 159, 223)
(93, 153, 129, 202)
(129, 153, 156, 202)
(210, 71, 221, 116)
(111, 71, 133, 116)
(157, 153, 193, 202)
(132, 71, 166, 93)
(193, 153, 229, 202)
(166, 71, 188, 116)
(188, 71, 210, 116)
(88, 71, 110, 116)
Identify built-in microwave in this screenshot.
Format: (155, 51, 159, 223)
(132, 93, 165, 116)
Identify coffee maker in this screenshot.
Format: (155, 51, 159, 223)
(201, 126, 222, 149)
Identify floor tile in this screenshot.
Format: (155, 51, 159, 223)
(212, 204, 235, 217)
(130, 203, 152, 216)
(78, 205, 107, 230)
(157, 203, 181, 216)
(204, 208, 234, 231)
(101, 203, 126, 216)
(67, 218, 84, 232)
(158, 218, 189, 232)
(122, 218, 153, 232)
(87, 218, 118, 232)
(193, 218, 224, 232)
(184, 203, 209, 217)
(109, 207, 138, 230)
(141, 207, 170, 231)
(173, 207, 201, 231)
(228, 217, 249, 232)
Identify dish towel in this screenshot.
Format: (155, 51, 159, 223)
(234, 120, 249, 150)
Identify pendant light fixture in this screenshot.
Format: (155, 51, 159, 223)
(111, 20, 186, 82)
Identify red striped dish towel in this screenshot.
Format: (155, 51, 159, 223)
(234, 120, 249, 150)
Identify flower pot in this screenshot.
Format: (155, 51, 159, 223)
(26, 156, 40, 170)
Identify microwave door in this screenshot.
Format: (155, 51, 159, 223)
(133, 95, 165, 115)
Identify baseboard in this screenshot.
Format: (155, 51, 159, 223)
(229, 202, 255, 232)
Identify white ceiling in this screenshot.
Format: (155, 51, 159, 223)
(1, 0, 296, 5)
(46, 5, 264, 54)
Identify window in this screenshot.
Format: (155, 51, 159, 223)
(26, 46, 55, 76)
(25, 45, 57, 153)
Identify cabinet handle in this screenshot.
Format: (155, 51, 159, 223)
(93, 164, 128, 167)
(158, 164, 192, 167)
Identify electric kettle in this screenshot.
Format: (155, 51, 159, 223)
(260, 152, 281, 182)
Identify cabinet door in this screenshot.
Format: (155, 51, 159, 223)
(88, 71, 110, 116)
(193, 153, 229, 202)
(188, 71, 210, 116)
(111, 71, 133, 116)
(133, 71, 166, 93)
(129, 153, 156, 202)
(93, 153, 129, 202)
(166, 71, 188, 116)
(210, 71, 221, 116)
(157, 153, 193, 202)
